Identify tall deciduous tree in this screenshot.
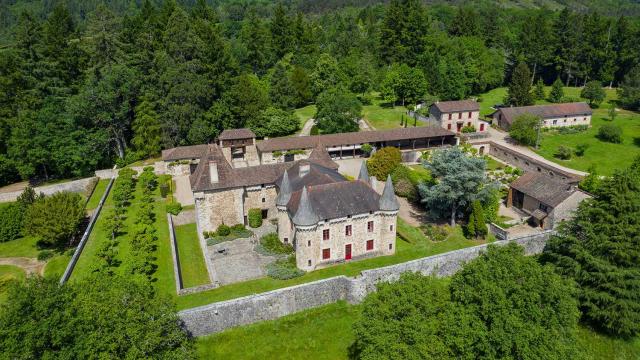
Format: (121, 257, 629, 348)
(382, 64, 427, 107)
(506, 62, 533, 106)
(542, 159, 640, 338)
(618, 66, 640, 111)
(314, 87, 361, 134)
(581, 80, 606, 107)
(509, 113, 541, 147)
(310, 53, 345, 98)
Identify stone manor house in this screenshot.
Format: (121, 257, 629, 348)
(162, 127, 455, 270)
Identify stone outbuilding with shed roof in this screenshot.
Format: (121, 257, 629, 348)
(491, 102, 592, 131)
(507, 172, 591, 229)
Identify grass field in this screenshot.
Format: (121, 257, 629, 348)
(0, 264, 25, 303)
(176, 218, 483, 310)
(70, 179, 176, 298)
(196, 300, 640, 360)
(85, 179, 110, 210)
(478, 86, 640, 175)
(43, 254, 71, 279)
(362, 94, 411, 130)
(294, 104, 316, 132)
(174, 223, 209, 288)
(0, 235, 39, 258)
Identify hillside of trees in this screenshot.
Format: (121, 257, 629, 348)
(0, 0, 639, 186)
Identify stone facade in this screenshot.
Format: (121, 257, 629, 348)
(195, 188, 244, 233)
(260, 149, 312, 165)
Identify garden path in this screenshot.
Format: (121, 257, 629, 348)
(0, 257, 45, 275)
(299, 118, 315, 136)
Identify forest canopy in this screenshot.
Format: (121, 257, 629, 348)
(0, 0, 638, 186)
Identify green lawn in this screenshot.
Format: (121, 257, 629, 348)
(174, 223, 209, 288)
(197, 300, 638, 360)
(71, 180, 176, 299)
(362, 94, 411, 130)
(0, 264, 25, 303)
(478, 86, 640, 175)
(294, 104, 316, 132)
(0, 236, 40, 258)
(85, 179, 111, 211)
(43, 254, 71, 279)
(196, 301, 358, 360)
(176, 218, 483, 310)
(485, 156, 506, 171)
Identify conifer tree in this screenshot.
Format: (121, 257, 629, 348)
(548, 77, 565, 103)
(472, 200, 487, 237)
(542, 159, 640, 338)
(506, 62, 533, 106)
(132, 97, 162, 158)
(534, 79, 546, 100)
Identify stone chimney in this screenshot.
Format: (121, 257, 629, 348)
(209, 161, 219, 184)
(299, 162, 310, 178)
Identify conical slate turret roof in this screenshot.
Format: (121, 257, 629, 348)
(358, 161, 370, 183)
(276, 169, 292, 206)
(292, 187, 319, 226)
(379, 175, 399, 211)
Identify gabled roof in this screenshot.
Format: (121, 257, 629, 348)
(430, 100, 479, 113)
(218, 128, 255, 140)
(510, 172, 577, 207)
(257, 126, 455, 152)
(162, 144, 209, 161)
(287, 180, 381, 222)
(494, 102, 592, 126)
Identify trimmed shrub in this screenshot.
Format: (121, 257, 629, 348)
(248, 208, 263, 228)
(231, 224, 245, 231)
(367, 147, 401, 180)
(575, 143, 589, 157)
(461, 125, 476, 133)
(598, 124, 623, 143)
(216, 224, 231, 236)
(554, 146, 572, 160)
(258, 233, 294, 255)
(0, 203, 25, 242)
(24, 192, 85, 248)
(266, 256, 304, 280)
(166, 202, 182, 215)
(361, 143, 373, 156)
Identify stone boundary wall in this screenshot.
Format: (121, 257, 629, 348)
(94, 162, 166, 179)
(0, 177, 97, 203)
(179, 231, 553, 336)
(60, 177, 115, 284)
(475, 141, 584, 181)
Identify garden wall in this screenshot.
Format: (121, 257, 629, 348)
(0, 177, 98, 203)
(179, 231, 553, 336)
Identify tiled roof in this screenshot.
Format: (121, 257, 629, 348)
(431, 100, 479, 113)
(218, 128, 256, 140)
(190, 145, 340, 192)
(161, 144, 209, 161)
(510, 172, 576, 207)
(256, 126, 455, 152)
(287, 180, 381, 221)
(495, 102, 592, 125)
(307, 143, 339, 170)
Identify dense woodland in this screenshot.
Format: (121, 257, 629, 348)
(0, 0, 639, 186)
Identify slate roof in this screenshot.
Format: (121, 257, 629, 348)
(307, 143, 339, 170)
(257, 126, 455, 152)
(162, 144, 209, 161)
(218, 128, 256, 140)
(275, 161, 346, 193)
(493, 102, 592, 126)
(275, 169, 292, 207)
(292, 187, 320, 226)
(510, 172, 576, 207)
(431, 100, 479, 113)
(358, 161, 370, 183)
(287, 180, 382, 222)
(379, 175, 399, 211)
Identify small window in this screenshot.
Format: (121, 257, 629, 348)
(261, 184, 265, 188)
(367, 221, 374, 232)
(447, 123, 451, 130)
(458, 112, 462, 119)
(323, 229, 330, 240)
(345, 225, 352, 236)
(261, 209, 268, 219)
(448, 114, 452, 120)
(308, 260, 311, 266)
(261, 197, 266, 203)
(468, 111, 472, 118)
(390, 225, 394, 231)
(366, 240, 374, 251)
(553, 120, 558, 125)
(322, 248, 331, 260)
(284, 237, 289, 244)
(388, 243, 393, 250)
(307, 240, 311, 247)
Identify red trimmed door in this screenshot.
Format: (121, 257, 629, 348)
(345, 244, 352, 260)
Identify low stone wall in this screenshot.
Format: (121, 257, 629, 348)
(0, 177, 98, 203)
(179, 231, 553, 336)
(94, 162, 166, 179)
